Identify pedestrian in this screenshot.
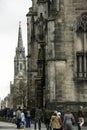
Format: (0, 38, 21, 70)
(35, 107, 43, 130)
(20, 109, 26, 128)
(13, 109, 16, 123)
(49, 111, 62, 130)
(15, 107, 21, 129)
(56, 106, 62, 117)
(44, 110, 51, 130)
(63, 108, 75, 130)
(25, 107, 31, 128)
(77, 106, 84, 130)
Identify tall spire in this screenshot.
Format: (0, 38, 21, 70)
(17, 21, 23, 48)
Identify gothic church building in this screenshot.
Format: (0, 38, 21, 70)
(26, 0, 87, 111)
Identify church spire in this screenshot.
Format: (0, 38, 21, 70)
(17, 21, 23, 48)
(14, 21, 26, 79)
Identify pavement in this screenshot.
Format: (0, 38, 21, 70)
(0, 121, 46, 130)
(0, 121, 86, 130)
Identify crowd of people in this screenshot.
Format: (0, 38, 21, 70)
(0, 105, 85, 130)
(0, 107, 14, 119)
(0, 107, 31, 129)
(15, 106, 31, 129)
(49, 106, 84, 130)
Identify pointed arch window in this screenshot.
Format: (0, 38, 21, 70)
(76, 13, 87, 79)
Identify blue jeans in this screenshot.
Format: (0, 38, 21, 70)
(26, 117, 31, 128)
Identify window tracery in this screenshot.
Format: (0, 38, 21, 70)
(77, 13, 87, 32)
(76, 13, 87, 79)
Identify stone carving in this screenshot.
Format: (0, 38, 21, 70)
(31, 15, 35, 42)
(77, 13, 87, 32)
(37, 13, 47, 41)
(48, 0, 55, 10)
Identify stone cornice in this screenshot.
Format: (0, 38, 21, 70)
(26, 7, 37, 17)
(46, 58, 66, 62)
(26, 12, 37, 17)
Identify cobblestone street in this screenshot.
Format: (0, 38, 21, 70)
(0, 121, 86, 130)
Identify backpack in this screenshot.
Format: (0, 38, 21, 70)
(27, 111, 30, 117)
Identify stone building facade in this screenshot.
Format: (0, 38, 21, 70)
(10, 22, 27, 108)
(26, 0, 87, 111)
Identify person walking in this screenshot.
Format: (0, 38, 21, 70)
(16, 107, 21, 129)
(63, 108, 75, 130)
(20, 109, 26, 128)
(25, 107, 31, 128)
(35, 107, 43, 130)
(77, 106, 84, 130)
(49, 111, 62, 130)
(44, 110, 51, 130)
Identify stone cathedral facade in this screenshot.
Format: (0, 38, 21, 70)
(10, 22, 27, 108)
(26, 0, 87, 111)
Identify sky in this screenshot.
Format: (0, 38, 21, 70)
(0, 0, 32, 100)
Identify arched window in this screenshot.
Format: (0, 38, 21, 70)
(76, 13, 87, 79)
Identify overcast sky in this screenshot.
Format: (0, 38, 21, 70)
(0, 0, 32, 100)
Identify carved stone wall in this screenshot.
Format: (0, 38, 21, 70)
(27, 0, 87, 110)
